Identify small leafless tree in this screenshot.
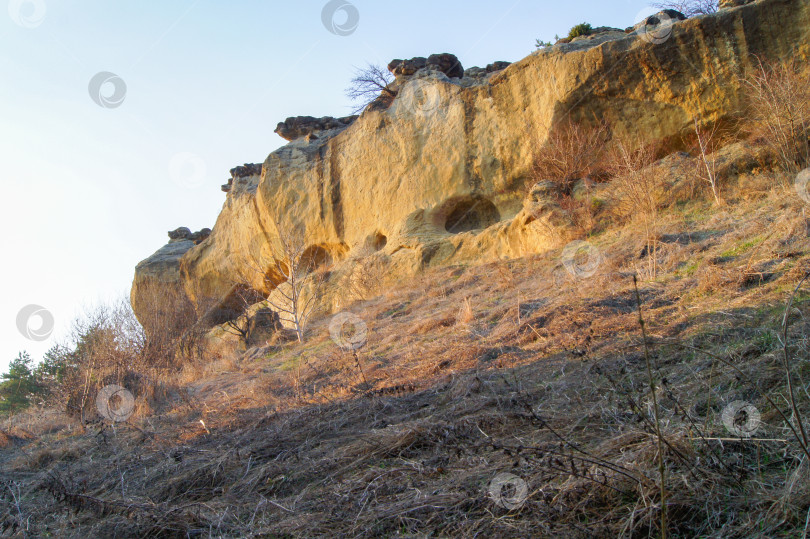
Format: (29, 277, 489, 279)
(232, 220, 329, 343)
(533, 120, 611, 194)
(745, 57, 810, 174)
(692, 118, 722, 205)
(346, 63, 396, 113)
(652, 0, 717, 17)
(267, 225, 329, 342)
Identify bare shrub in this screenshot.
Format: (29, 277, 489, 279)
(266, 231, 329, 342)
(131, 282, 197, 368)
(607, 137, 664, 278)
(531, 120, 611, 236)
(652, 0, 717, 17)
(745, 57, 810, 173)
(41, 300, 147, 423)
(216, 286, 266, 347)
(343, 252, 387, 303)
(533, 120, 611, 194)
(33, 286, 210, 425)
(456, 297, 474, 326)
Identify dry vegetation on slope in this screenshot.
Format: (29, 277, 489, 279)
(4, 9, 810, 535)
(3, 157, 810, 537)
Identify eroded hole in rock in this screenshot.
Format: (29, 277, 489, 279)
(444, 196, 500, 233)
(301, 245, 332, 271)
(370, 232, 387, 251)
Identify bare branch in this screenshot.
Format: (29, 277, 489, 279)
(346, 63, 397, 114)
(692, 117, 722, 205)
(652, 0, 717, 17)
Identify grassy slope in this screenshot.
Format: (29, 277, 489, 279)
(2, 165, 810, 537)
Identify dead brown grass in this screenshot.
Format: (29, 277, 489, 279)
(2, 158, 810, 537)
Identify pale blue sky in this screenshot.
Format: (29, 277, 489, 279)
(1, 0, 658, 371)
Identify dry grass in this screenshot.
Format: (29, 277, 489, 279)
(2, 160, 810, 537)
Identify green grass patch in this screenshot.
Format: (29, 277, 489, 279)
(720, 236, 765, 258)
(677, 259, 701, 277)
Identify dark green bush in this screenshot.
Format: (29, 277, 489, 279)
(568, 23, 593, 39)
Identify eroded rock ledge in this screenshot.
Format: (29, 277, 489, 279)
(274, 115, 359, 142)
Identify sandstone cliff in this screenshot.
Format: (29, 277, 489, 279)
(132, 0, 810, 334)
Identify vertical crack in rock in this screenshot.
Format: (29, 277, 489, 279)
(317, 145, 327, 221)
(329, 139, 344, 238)
(463, 92, 483, 193)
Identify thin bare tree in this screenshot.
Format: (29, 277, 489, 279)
(346, 63, 396, 113)
(266, 225, 329, 342)
(232, 220, 329, 343)
(692, 117, 722, 205)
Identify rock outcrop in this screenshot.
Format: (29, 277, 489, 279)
(388, 53, 464, 79)
(222, 163, 262, 193)
(388, 57, 427, 77)
(168, 227, 211, 244)
(274, 115, 358, 142)
(486, 61, 511, 73)
(132, 0, 810, 336)
(230, 163, 262, 178)
(632, 10, 687, 33)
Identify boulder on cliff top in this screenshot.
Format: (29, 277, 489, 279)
(388, 53, 464, 79)
(230, 163, 262, 178)
(486, 61, 511, 73)
(223, 163, 263, 192)
(387, 57, 427, 76)
(427, 53, 464, 78)
(168, 227, 211, 244)
(274, 115, 358, 142)
(632, 9, 686, 33)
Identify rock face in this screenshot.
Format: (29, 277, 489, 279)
(274, 116, 358, 142)
(132, 0, 810, 335)
(131, 240, 196, 326)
